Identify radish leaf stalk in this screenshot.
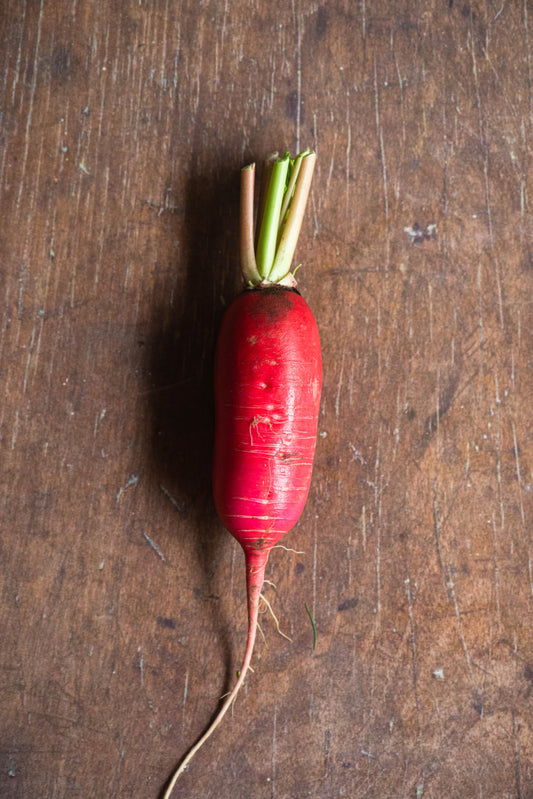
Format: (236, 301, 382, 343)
(254, 152, 279, 251)
(240, 163, 261, 285)
(268, 151, 316, 282)
(277, 148, 310, 242)
(246, 149, 316, 286)
(255, 155, 290, 279)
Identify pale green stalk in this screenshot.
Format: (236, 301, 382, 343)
(239, 148, 316, 287)
(277, 148, 310, 241)
(255, 155, 290, 279)
(255, 152, 279, 250)
(268, 152, 316, 283)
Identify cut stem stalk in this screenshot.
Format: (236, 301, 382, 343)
(277, 149, 309, 242)
(240, 164, 261, 285)
(255, 156, 290, 279)
(255, 152, 279, 251)
(268, 152, 316, 283)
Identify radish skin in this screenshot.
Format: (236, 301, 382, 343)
(162, 151, 319, 796)
(213, 287, 322, 550)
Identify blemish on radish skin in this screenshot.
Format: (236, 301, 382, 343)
(249, 416, 272, 444)
(253, 537, 268, 550)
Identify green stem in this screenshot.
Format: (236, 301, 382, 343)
(255, 155, 290, 279)
(239, 148, 316, 287)
(255, 152, 279, 251)
(268, 152, 316, 283)
(278, 149, 309, 241)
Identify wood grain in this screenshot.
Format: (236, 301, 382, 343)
(1, 1, 533, 797)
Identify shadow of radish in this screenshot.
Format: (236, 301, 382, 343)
(144, 159, 244, 737)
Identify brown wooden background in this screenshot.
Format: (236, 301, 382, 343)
(2, 1, 533, 797)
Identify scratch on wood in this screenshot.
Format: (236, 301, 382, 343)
(142, 531, 166, 562)
(491, 512, 502, 635)
(116, 474, 139, 502)
(492, 374, 505, 544)
(476, 259, 485, 354)
(469, 12, 504, 329)
(160, 484, 185, 515)
(159, 0, 170, 92)
(446, 566, 473, 678)
(511, 421, 526, 529)
(512, 420, 533, 597)
(270, 699, 277, 796)
(405, 578, 421, 735)
(323, 726, 330, 779)
(182, 670, 188, 713)
(138, 645, 144, 688)
(428, 283, 434, 344)
(335, 350, 345, 418)
(95, 166, 110, 286)
(376, 297, 382, 388)
(373, 56, 390, 268)
(16, 0, 44, 211)
(524, 0, 533, 125)
(326, 132, 337, 196)
(375, 489, 382, 623)
(11, 408, 20, 450)
(17, 263, 25, 318)
(22, 325, 36, 394)
(345, 93, 351, 219)
(393, 46, 407, 147)
(93, 408, 107, 438)
(512, 707, 523, 799)
(434, 483, 473, 676)
(374, 429, 384, 624)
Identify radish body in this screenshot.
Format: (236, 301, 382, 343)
(161, 151, 319, 797)
(214, 285, 322, 643)
(213, 286, 322, 560)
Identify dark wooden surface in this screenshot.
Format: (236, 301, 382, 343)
(2, 1, 533, 797)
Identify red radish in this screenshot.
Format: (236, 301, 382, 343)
(163, 150, 321, 797)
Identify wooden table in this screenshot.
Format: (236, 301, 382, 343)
(2, 2, 533, 796)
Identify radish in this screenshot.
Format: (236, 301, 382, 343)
(163, 150, 321, 796)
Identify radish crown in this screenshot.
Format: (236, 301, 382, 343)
(240, 149, 316, 287)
